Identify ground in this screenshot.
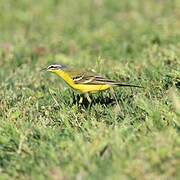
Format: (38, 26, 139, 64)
(0, 0, 179, 179)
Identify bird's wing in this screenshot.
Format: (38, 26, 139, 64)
(66, 69, 143, 88)
(68, 70, 116, 85)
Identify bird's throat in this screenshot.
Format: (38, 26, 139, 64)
(54, 70, 75, 87)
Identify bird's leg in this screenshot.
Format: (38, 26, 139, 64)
(84, 93, 92, 103)
(72, 91, 76, 103)
(79, 95, 83, 104)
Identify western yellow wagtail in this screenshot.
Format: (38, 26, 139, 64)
(45, 64, 142, 103)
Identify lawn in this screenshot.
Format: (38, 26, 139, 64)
(0, 0, 179, 179)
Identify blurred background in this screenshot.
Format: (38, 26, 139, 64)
(0, 0, 179, 68)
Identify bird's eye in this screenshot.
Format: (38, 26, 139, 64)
(48, 65, 56, 69)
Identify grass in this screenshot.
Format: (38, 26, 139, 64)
(0, 0, 180, 179)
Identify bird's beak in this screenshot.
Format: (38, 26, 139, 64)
(40, 67, 48, 71)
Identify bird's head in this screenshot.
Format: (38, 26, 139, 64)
(46, 64, 66, 72)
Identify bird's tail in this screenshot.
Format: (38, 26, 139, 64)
(110, 82, 143, 88)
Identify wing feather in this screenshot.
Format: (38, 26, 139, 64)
(73, 73, 116, 85)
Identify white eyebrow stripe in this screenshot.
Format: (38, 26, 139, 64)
(48, 64, 65, 70)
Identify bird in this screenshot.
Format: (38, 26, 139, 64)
(45, 64, 142, 103)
